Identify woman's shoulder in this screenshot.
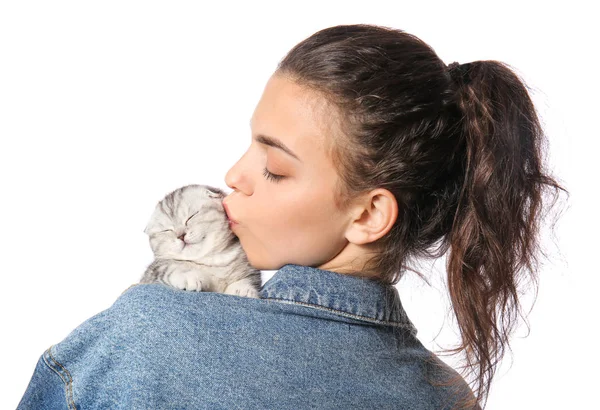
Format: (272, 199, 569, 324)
(104, 283, 279, 331)
(115, 282, 268, 311)
(48, 284, 270, 370)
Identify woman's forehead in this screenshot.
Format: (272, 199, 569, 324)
(251, 75, 333, 160)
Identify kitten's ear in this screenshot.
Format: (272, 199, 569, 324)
(144, 210, 157, 236)
(144, 203, 162, 236)
(206, 185, 226, 198)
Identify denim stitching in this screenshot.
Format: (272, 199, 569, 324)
(42, 352, 68, 385)
(262, 297, 414, 329)
(45, 345, 77, 410)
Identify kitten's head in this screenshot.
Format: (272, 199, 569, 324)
(144, 184, 237, 261)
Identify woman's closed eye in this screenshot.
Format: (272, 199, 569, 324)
(262, 167, 285, 183)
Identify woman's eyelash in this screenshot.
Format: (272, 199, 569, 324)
(262, 167, 285, 183)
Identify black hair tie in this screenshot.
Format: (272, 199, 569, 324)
(447, 61, 473, 86)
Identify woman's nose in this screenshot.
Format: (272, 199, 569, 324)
(224, 167, 237, 191)
(225, 160, 252, 196)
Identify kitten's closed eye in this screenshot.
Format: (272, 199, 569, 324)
(185, 212, 199, 225)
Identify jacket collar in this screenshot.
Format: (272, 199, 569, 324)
(259, 264, 416, 333)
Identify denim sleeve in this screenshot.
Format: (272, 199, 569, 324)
(17, 347, 73, 410)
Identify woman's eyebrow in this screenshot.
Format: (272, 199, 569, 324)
(249, 121, 302, 162)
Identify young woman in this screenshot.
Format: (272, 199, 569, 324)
(19, 24, 566, 409)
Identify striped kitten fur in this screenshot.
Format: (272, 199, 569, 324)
(140, 184, 261, 298)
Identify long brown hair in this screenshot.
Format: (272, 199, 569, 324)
(276, 24, 567, 408)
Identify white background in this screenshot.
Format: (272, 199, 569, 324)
(1, 1, 595, 408)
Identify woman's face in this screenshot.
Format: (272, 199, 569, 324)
(223, 74, 351, 271)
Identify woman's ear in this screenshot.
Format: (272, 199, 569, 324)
(344, 188, 398, 245)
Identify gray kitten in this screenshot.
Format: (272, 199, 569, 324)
(140, 184, 261, 298)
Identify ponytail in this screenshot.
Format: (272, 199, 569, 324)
(275, 24, 568, 408)
(445, 60, 567, 407)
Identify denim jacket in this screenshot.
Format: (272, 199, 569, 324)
(18, 264, 477, 409)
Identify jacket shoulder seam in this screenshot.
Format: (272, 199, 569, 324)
(43, 345, 77, 410)
(261, 296, 413, 328)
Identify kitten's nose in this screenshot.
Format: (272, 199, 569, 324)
(177, 233, 186, 242)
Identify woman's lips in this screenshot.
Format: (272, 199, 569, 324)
(222, 202, 239, 225)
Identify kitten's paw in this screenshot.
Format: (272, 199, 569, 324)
(167, 271, 204, 292)
(224, 281, 260, 299)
